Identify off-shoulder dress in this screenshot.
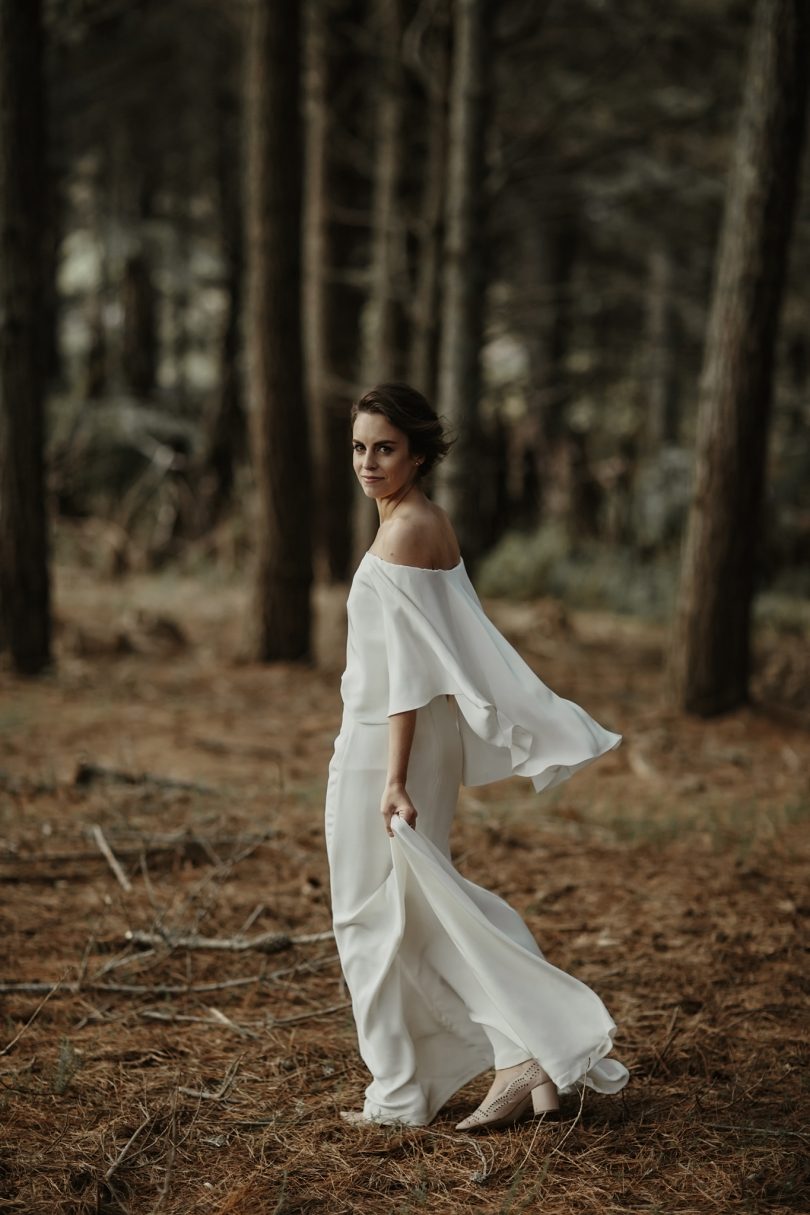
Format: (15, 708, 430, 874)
(324, 551, 629, 1125)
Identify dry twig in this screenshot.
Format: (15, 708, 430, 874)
(269, 1001, 350, 1027)
(148, 1087, 179, 1215)
(139, 1008, 260, 1039)
(0, 975, 266, 997)
(124, 928, 334, 954)
(0, 977, 65, 1057)
(92, 823, 133, 892)
(178, 1056, 242, 1101)
(74, 760, 217, 795)
(104, 1109, 156, 1182)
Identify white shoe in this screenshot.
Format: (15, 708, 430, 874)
(455, 1060, 560, 1132)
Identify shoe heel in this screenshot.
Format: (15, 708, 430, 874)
(531, 1080, 559, 1116)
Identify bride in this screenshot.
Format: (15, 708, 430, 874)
(325, 382, 629, 1130)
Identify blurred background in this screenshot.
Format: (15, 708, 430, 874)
(1, 0, 809, 709)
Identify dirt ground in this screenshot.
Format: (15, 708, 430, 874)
(1, 550, 809, 1214)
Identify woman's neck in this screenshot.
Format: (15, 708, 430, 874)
(376, 480, 424, 523)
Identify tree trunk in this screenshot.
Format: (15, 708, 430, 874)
(83, 294, 108, 400)
(40, 157, 64, 391)
(0, 3, 51, 664)
(198, 76, 247, 532)
(0, 0, 51, 672)
(304, 0, 366, 582)
(407, 17, 449, 402)
(121, 250, 158, 398)
(528, 211, 600, 540)
(434, 0, 491, 563)
(245, 0, 312, 660)
(303, 0, 336, 578)
(322, 217, 364, 582)
(303, 0, 328, 461)
(645, 242, 680, 450)
(671, 0, 810, 716)
(170, 179, 192, 409)
(353, 0, 403, 564)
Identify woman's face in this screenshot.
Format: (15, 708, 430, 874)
(352, 411, 422, 501)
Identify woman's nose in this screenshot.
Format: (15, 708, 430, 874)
(362, 451, 377, 469)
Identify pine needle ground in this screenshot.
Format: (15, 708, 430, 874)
(1, 560, 808, 1214)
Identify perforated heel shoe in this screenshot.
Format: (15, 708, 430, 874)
(454, 1060, 560, 1132)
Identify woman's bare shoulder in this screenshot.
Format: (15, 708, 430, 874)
(372, 508, 460, 570)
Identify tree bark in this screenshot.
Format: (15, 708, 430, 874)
(353, 0, 403, 564)
(322, 222, 364, 582)
(121, 250, 158, 398)
(407, 17, 449, 403)
(245, 0, 312, 660)
(198, 74, 247, 532)
(645, 242, 680, 450)
(303, 0, 366, 582)
(169, 176, 192, 409)
(0, 0, 52, 672)
(671, 0, 810, 716)
(358, 0, 402, 389)
(434, 0, 491, 563)
(320, 3, 367, 582)
(40, 156, 64, 391)
(303, 0, 329, 473)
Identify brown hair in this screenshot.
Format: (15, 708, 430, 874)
(351, 383, 453, 478)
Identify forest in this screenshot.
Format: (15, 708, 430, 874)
(1, 1, 809, 1213)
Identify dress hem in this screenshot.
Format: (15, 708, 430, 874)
(362, 1056, 495, 1127)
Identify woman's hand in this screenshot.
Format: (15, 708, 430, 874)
(380, 780, 418, 837)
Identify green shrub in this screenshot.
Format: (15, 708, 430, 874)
(478, 524, 678, 619)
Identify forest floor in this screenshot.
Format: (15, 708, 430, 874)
(1, 542, 809, 1214)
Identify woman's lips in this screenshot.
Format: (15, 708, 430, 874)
(362, 476, 382, 483)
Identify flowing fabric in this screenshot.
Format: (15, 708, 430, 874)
(325, 552, 629, 1125)
(340, 553, 622, 790)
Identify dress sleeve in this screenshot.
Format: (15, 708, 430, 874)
(366, 557, 622, 792)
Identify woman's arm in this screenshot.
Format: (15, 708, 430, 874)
(380, 709, 419, 836)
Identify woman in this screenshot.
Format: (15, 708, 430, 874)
(325, 383, 629, 1130)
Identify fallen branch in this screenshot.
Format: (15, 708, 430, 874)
(648, 1005, 680, 1078)
(269, 1002, 350, 1026)
(0, 977, 64, 1057)
(178, 1056, 241, 1101)
(92, 824, 132, 893)
(140, 1000, 350, 1032)
(74, 760, 217, 796)
(146, 833, 277, 944)
(0, 769, 55, 796)
(124, 928, 334, 954)
(265, 955, 341, 982)
(704, 1123, 810, 1141)
(104, 1109, 155, 1182)
(150, 1088, 179, 1214)
(208, 1006, 260, 1039)
(140, 1008, 260, 1039)
(0, 949, 341, 999)
(191, 736, 284, 761)
(0, 975, 265, 997)
(237, 903, 265, 935)
(5, 832, 274, 868)
(92, 948, 158, 980)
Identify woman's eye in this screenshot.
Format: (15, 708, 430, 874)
(378, 446, 392, 454)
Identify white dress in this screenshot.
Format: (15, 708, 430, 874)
(325, 551, 629, 1125)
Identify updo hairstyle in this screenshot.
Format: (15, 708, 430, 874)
(351, 383, 453, 478)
